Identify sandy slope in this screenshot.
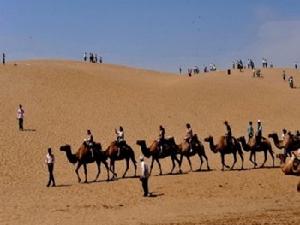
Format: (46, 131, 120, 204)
(0, 60, 299, 225)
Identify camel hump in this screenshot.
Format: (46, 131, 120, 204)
(76, 144, 89, 160)
(150, 140, 158, 150)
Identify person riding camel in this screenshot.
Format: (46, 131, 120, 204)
(282, 129, 287, 142)
(184, 123, 193, 153)
(255, 120, 262, 146)
(247, 121, 254, 141)
(224, 121, 232, 148)
(158, 125, 165, 155)
(115, 126, 125, 157)
(84, 129, 94, 157)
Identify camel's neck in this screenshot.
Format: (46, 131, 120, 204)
(64, 148, 78, 164)
(139, 142, 151, 158)
(240, 138, 250, 151)
(208, 139, 217, 153)
(271, 134, 282, 148)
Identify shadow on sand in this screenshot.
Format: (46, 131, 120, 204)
(22, 128, 36, 132)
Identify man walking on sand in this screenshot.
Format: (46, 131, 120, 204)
(17, 104, 24, 131)
(140, 156, 150, 197)
(45, 148, 56, 187)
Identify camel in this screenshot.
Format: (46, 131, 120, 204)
(268, 133, 300, 156)
(136, 137, 180, 175)
(237, 136, 274, 168)
(177, 134, 210, 172)
(104, 141, 137, 179)
(60, 143, 112, 183)
(204, 136, 244, 170)
(276, 150, 300, 175)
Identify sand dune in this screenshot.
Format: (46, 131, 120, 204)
(0, 60, 299, 225)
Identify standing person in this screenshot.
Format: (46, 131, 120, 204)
(184, 123, 193, 153)
(179, 67, 182, 75)
(45, 148, 56, 187)
(2, 52, 5, 65)
(83, 52, 87, 61)
(99, 56, 103, 64)
(295, 63, 298, 69)
(115, 126, 125, 157)
(247, 121, 254, 141)
(17, 104, 24, 131)
(282, 70, 286, 81)
(94, 53, 98, 63)
(139, 156, 150, 197)
(288, 76, 294, 88)
(256, 120, 263, 146)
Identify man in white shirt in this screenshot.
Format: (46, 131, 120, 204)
(17, 104, 24, 131)
(139, 156, 150, 197)
(45, 148, 56, 187)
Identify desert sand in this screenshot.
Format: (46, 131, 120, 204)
(0, 60, 299, 225)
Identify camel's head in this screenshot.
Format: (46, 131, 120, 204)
(136, 140, 146, 146)
(60, 144, 71, 152)
(204, 136, 213, 143)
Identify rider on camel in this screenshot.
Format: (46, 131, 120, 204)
(255, 120, 263, 146)
(224, 121, 232, 148)
(115, 126, 125, 157)
(85, 129, 94, 157)
(158, 125, 165, 155)
(184, 123, 193, 153)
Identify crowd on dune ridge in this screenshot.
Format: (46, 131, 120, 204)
(16, 103, 300, 196)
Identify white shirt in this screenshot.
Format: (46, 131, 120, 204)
(116, 130, 124, 141)
(45, 153, 55, 164)
(140, 161, 149, 178)
(17, 108, 24, 119)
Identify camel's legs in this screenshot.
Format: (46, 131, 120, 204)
(269, 149, 275, 167)
(156, 158, 162, 175)
(260, 150, 267, 168)
(94, 161, 101, 182)
(204, 154, 210, 170)
(102, 160, 111, 181)
(75, 163, 82, 183)
(187, 156, 193, 171)
(230, 153, 237, 170)
(237, 149, 244, 170)
(197, 152, 203, 171)
(170, 157, 175, 174)
(130, 155, 137, 177)
(178, 154, 184, 173)
(83, 163, 88, 183)
(111, 160, 116, 179)
(221, 154, 229, 170)
(122, 158, 129, 178)
(249, 151, 257, 168)
(150, 157, 155, 175)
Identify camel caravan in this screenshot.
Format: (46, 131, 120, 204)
(59, 125, 300, 184)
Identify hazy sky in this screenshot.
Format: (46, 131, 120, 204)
(0, 0, 299, 72)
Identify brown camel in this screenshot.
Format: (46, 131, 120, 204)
(136, 137, 180, 175)
(104, 141, 137, 179)
(268, 132, 300, 156)
(204, 136, 244, 170)
(60, 143, 112, 183)
(237, 136, 274, 168)
(177, 134, 210, 172)
(276, 150, 300, 175)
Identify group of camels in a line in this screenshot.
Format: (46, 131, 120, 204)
(60, 130, 300, 183)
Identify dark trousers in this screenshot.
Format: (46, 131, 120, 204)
(47, 163, 55, 187)
(140, 177, 148, 196)
(18, 118, 23, 130)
